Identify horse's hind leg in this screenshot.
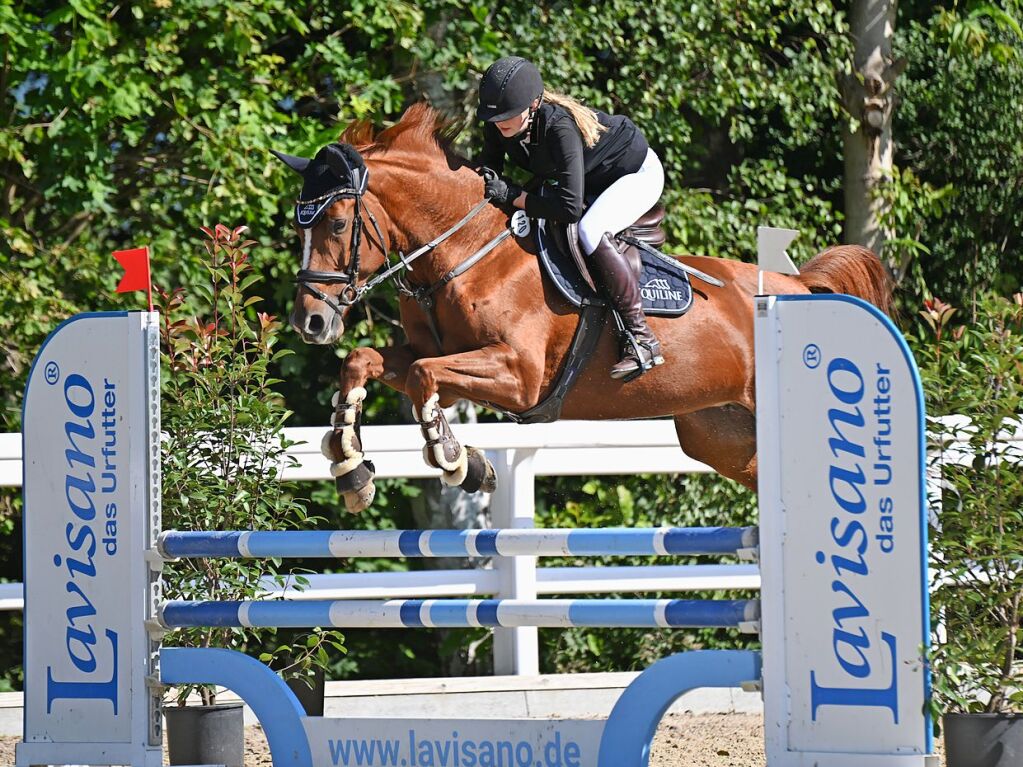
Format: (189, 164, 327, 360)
(673, 404, 758, 491)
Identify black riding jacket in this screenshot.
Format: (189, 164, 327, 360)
(478, 102, 649, 224)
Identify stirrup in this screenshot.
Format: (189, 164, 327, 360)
(609, 331, 666, 382)
(610, 315, 665, 382)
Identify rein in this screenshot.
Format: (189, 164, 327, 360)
(374, 198, 500, 302)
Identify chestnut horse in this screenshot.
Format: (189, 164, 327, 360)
(276, 104, 891, 513)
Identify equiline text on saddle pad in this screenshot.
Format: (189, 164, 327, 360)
(535, 219, 694, 316)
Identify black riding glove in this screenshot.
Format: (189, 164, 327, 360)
(481, 167, 522, 205)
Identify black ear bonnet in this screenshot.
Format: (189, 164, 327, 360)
(271, 143, 369, 227)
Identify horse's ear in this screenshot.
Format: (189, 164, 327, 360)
(270, 149, 311, 174)
(320, 144, 368, 193)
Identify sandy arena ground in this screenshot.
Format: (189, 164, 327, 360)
(0, 713, 946, 766)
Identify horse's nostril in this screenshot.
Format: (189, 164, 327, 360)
(307, 313, 325, 336)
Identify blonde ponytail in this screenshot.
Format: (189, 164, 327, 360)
(543, 90, 607, 148)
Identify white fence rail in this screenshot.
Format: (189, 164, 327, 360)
(1, 420, 704, 487)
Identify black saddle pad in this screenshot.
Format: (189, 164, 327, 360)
(535, 220, 693, 316)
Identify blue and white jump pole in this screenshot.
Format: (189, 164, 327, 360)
(158, 525, 759, 559)
(159, 597, 761, 630)
(16, 231, 936, 766)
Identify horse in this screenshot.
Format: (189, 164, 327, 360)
(274, 103, 892, 513)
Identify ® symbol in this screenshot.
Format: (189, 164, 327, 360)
(44, 361, 60, 385)
(802, 344, 821, 369)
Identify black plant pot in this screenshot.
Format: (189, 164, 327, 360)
(165, 702, 245, 767)
(945, 713, 1023, 767)
(286, 667, 326, 716)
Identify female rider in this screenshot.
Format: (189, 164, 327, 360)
(476, 56, 665, 379)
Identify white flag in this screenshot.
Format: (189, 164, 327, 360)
(757, 227, 800, 275)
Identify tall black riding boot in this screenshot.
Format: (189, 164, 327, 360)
(588, 233, 665, 379)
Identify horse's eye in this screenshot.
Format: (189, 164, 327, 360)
(331, 219, 348, 236)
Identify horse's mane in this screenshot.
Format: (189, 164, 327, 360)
(340, 103, 462, 159)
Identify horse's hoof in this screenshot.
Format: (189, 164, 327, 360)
(342, 482, 376, 514)
(335, 460, 376, 513)
(461, 447, 497, 494)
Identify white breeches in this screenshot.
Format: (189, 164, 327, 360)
(578, 148, 665, 255)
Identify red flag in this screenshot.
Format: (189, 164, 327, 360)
(113, 246, 153, 311)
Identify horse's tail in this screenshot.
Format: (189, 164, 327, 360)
(797, 244, 893, 317)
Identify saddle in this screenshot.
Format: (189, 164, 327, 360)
(536, 203, 693, 317)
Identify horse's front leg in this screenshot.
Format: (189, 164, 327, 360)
(407, 344, 543, 496)
(413, 393, 497, 495)
(324, 345, 416, 513)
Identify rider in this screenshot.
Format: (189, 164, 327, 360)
(476, 55, 665, 379)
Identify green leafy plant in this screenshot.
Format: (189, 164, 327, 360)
(158, 224, 345, 705)
(933, 1, 1023, 62)
(917, 293, 1023, 716)
(876, 165, 954, 293)
(896, 16, 1023, 308)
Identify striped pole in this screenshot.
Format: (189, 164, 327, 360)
(159, 598, 761, 631)
(158, 526, 758, 560)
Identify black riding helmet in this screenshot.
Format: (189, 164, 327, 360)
(477, 56, 544, 122)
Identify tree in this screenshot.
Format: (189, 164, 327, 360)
(840, 0, 904, 257)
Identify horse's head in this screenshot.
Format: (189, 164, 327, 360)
(273, 142, 387, 344)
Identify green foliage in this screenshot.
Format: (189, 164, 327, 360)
(932, 1, 1023, 62)
(896, 16, 1023, 306)
(6, 0, 1021, 437)
(411, 0, 851, 260)
(913, 293, 1023, 714)
(877, 166, 955, 296)
(0, 0, 418, 434)
(158, 225, 344, 703)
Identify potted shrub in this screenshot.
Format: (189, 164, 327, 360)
(158, 225, 344, 765)
(917, 294, 1023, 767)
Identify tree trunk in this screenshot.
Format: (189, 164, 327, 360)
(841, 0, 905, 259)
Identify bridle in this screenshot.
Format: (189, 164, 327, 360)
(294, 186, 390, 315)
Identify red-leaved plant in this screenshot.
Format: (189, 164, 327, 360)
(157, 225, 344, 705)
